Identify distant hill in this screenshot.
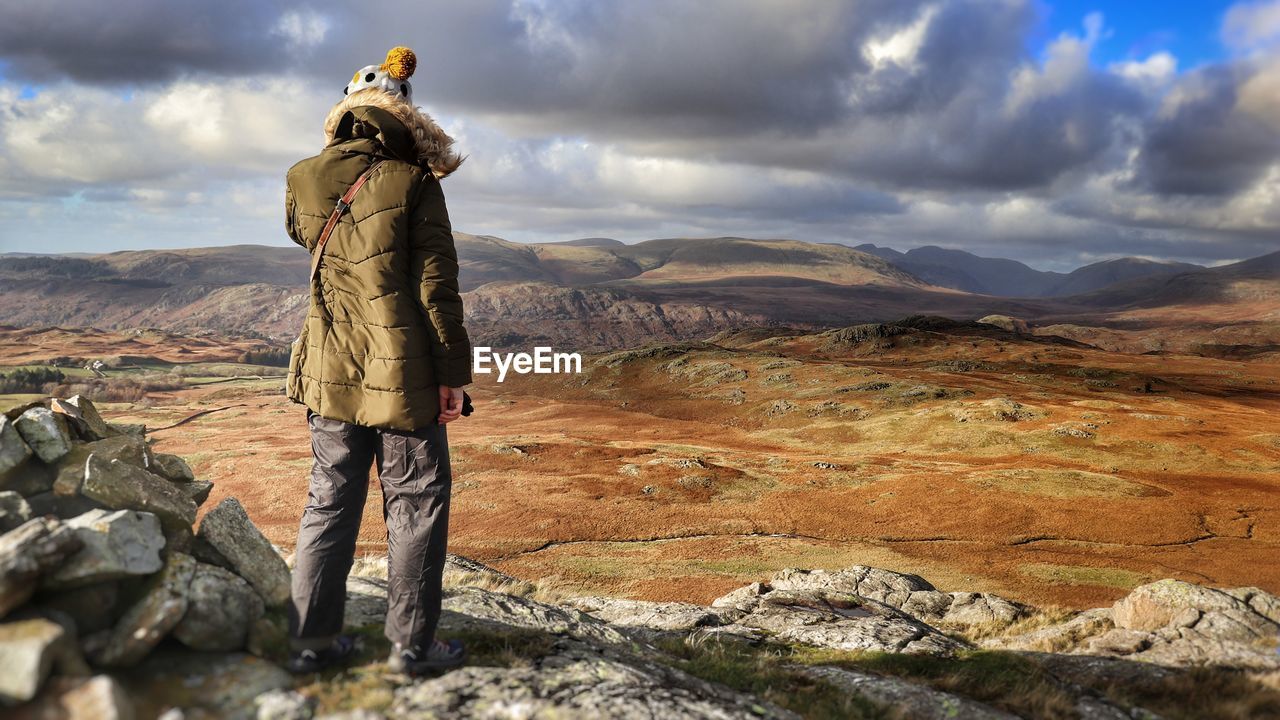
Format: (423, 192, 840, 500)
(855, 244, 1202, 297)
(0, 238, 1275, 352)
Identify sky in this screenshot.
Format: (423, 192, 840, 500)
(0, 0, 1277, 271)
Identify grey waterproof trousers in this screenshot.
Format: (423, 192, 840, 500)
(288, 409, 452, 651)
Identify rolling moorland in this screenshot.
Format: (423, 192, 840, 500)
(2, 236, 1280, 717)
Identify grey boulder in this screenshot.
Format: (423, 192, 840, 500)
(52, 434, 152, 497)
(197, 498, 290, 607)
(14, 407, 73, 464)
(0, 416, 32, 478)
(173, 563, 264, 652)
(80, 454, 197, 533)
(88, 552, 196, 668)
(43, 509, 165, 590)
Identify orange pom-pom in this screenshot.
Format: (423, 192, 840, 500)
(382, 47, 417, 80)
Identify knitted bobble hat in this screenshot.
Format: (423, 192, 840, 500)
(345, 46, 417, 100)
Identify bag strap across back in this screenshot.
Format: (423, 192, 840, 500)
(309, 159, 387, 282)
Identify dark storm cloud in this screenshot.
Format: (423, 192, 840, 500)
(0, 0, 291, 83)
(1136, 62, 1280, 196)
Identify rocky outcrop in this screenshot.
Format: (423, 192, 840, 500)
(0, 395, 278, 716)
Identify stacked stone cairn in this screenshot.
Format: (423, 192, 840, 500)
(0, 396, 291, 714)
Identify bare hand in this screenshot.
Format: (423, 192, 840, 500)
(438, 385, 464, 425)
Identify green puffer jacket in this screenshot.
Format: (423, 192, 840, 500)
(285, 89, 471, 431)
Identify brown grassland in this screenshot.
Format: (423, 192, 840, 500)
(4, 321, 1278, 611)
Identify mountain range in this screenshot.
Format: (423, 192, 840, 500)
(854, 244, 1204, 297)
(1, 236, 1276, 353)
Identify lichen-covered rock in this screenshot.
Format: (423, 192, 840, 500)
(88, 552, 196, 668)
(17, 674, 134, 720)
(0, 491, 32, 533)
(80, 454, 197, 533)
(0, 416, 32, 478)
(43, 509, 165, 590)
(1088, 579, 1280, 670)
(802, 665, 1020, 720)
(389, 643, 800, 720)
(0, 517, 83, 618)
(197, 498, 290, 607)
(762, 566, 1026, 631)
(14, 407, 73, 464)
(173, 562, 264, 652)
(51, 396, 117, 442)
(150, 452, 195, 483)
(941, 591, 1027, 628)
(0, 616, 88, 705)
(1113, 579, 1258, 631)
(722, 587, 965, 655)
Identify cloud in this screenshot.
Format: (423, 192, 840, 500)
(0, 0, 1277, 268)
(1222, 0, 1280, 51)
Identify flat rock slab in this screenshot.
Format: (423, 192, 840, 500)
(440, 587, 630, 647)
(88, 552, 196, 668)
(0, 616, 87, 705)
(116, 647, 292, 720)
(715, 585, 965, 656)
(43, 509, 165, 589)
(391, 643, 800, 720)
(566, 596, 726, 632)
(173, 562, 264, 652)
(761, 566, 1026, 630)
(52, 434, 152, 497)
(197, 498, 290, 607)
(81, 455, 196, 533)
(803, 665, 1020, 720)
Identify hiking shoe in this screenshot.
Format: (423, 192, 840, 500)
(388, 639, 466, 675)
(287, 634, 358, 674)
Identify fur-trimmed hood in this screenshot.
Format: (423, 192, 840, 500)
(323, 88, 464, 178)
